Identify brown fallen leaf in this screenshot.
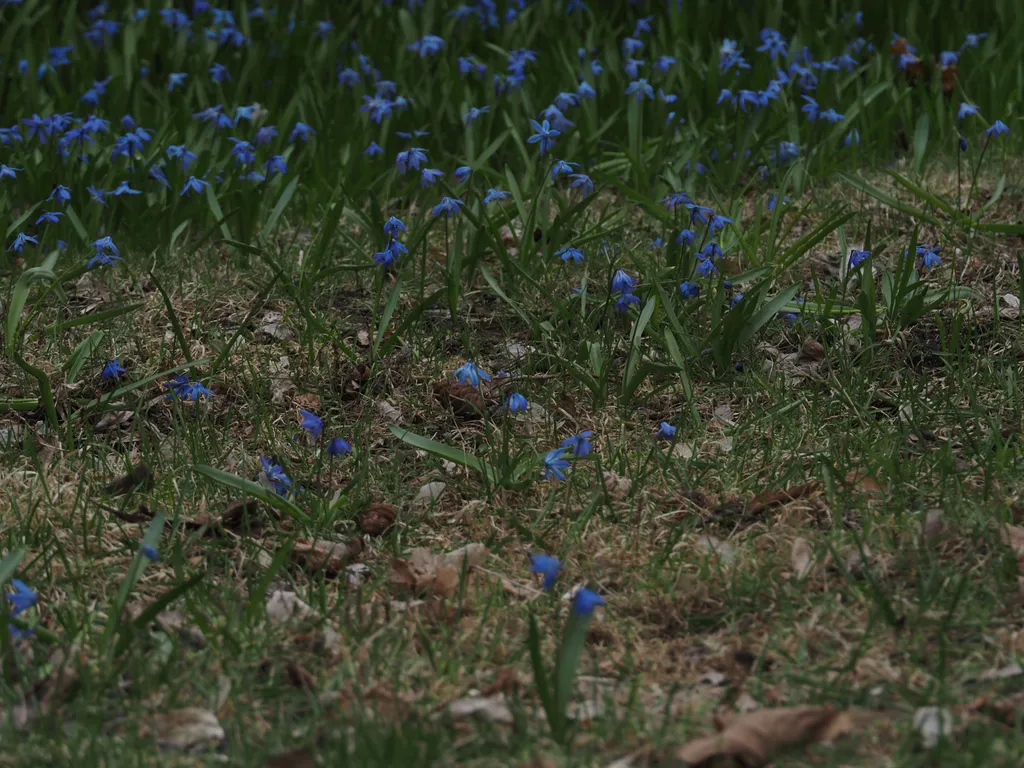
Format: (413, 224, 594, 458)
(676, 706, 860, 767)
(601, 471, 632, 501)
(391, 543, 487, 597)
(152, 707, 225, 751)
(444, 542, 489, 569)
(104, 463, 154, 495)
(747, 481, 822, 515)
(1000, 525, 1024, 557)
(799, 338, 825, 362)
(433, 380, 492, 419)
(790, 538, 813, 580)
(184, 498, 264, 532)
(293, 393, 321, 411)
(448, 693, 514, 724)
(292, 537, 364, 576)
(844, 470, 884, 495)
(266, 748, 317, 768)
(359, 503, 397, 537)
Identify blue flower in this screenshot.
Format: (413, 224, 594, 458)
(454, 166, 472, 183)
(959, 136, 968, 152)
(611, 269, 635, 294)
(569, 173, 594, 197)
(820, 108, 845, 124)
(229, 138, 256, 166)
(845, 130, 861, 147)
(327, 437, 352, 457)
(0, 165, 22, 181)
(551, 160, 578, 179)
(849, 249, 871, 269)
(35, 211, 63, 225)
(527, 119, 560, 156)
(709, 214, 733, 233)
(396, 147, 428, 174)
(572, 586, 605, 615)
(463, 106, 490, 124)
(557, 246, 584, 264)
(615, 293, 640, 313)
(167, 72, 187, 91)
(289, 122, 316, 142)
(374, 246, 397, 267)
(560, 430, 593, 458)
(102, 358, 125, 381)
(454, 361, 490, 387)
(939, 51, 958, 67)
(696, 258, 717, 278)
(88, 251, 121, 269)
(483, 188, 508, 205)
(48, 185, 71, 205)
(507, 392, 529, 413)
(676, 229, 697, 246)
(86, 185, 106, 206)
(919, 248, 942, 270)
(384, 216, 406, 238)
(299, 409, 324, 439)
(262, 155, 287, 177)
(801, 95, 819, 121)
(408, 34, 445, 57)
(625, 78, 654, 101)
(961, 33, 987, 50)
(209, 62, 230, 83)
(6, 580, 37, 616)
(655, 55, 676, 72)
(420, 168, 444, 187)
(364, 141, 383, 156)
(986, 120, 1010, 138)
(686, 204, 712, 226)
(8, 233, 38, 252)
(180, 176, 209, 197)
(93, 236, 118, 255)
(577, 81, 596, 99)
(679, 281, 700, 300)
(431, 197, 464, 217)
(260, 457, 291, 495)
(141, 544, 159, 561)
(773, 141, 799, 165)
(529, 554, 561, 589)
(542, 448, 571, 481)
(730, 293, 744, 307)
(657, 421, 677, 439)
(255, 126, 278, 146)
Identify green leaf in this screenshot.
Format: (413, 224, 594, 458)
(263, 175, 299, 237)
(737, 284, 801, 347)
(6, 265, 57, 354)
(191, 465, 309, 524)
(64, 330, 106, 384)
(388, 425, 498, 484)
(374, 276, 403, 353)
(115, 572, 204, 656)
(838, 172, 942, 226)
(623, 294, 657, 397)
(912, 112, 930, 175)
(44, 302, 145, 335)
(204, 184, 234, 241)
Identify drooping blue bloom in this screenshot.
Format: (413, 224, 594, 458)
(958, 103, 979, 120)
(141, 544, 159, 561)
(383, 216, 406, 238)
(35, 211, 63, 225)
(569, 173, 594, 197)
(483, 188, 508, 205)
(961, 33, 987, 50)
(431, 197, 464, 217)
(679, 281, 700, 300)
(529, 554, 561, 589)
(686, 204, 713, 226)
(577, 81, 596, 99)
(820, 108, 845, 123)
(166, 144, 198, 170)
(408, 34, 445, 57)
(939, 51, 958, 67)
(93, 236, 118, 255)
(542, 448, 571, 481)
(655, 55, 676, 72)
(757, 28, 788, 59)
(289, 122, 316, 142)
(560, 430, 593, 458)
(7, 233, 38, 253)
(6, 581, 37, 616)
(551, 160, 578, 179)
(255, 126, 278, 147)
(773, 141, 800, 165)
(264, 155, 287, 177)
(572, 586, 605, 615)
(676, 229, 697, 247)
(625, 78, 654, 101)
(849, 249, 871, 269)
(373, 246, 397, 267)
(180, 176, 209, 196)
(662, 192, 692, 210)
(364, 141, 384, 156)
(111, 181, 142, 196)
(696, 258, 718, 278)
(918, 246, 942, 270)
(0, 165, 21, 181)
(167, 72, 187, 91)
(527, 119, 560, 155)
(327, 437, 352, 457)
(557, 246, 584, 264)
(48, 185, 71, 205)
(611, 269, 635, 294)
(623, 58, 643, 79)
(260, 457, 291, 495)
(986, 120, 1010, 138)
(507, 392, 529, 413)
(395, 147, 427, 174)
(657, 421, 677, 440)
(959, 136, 968, 152)
(209, 62, 231, 83)
(454, 361, 491, 387)
(615, 293, 640, 313)
(229, 138, 256, 166)
(801, 95, 819, 121)
(86, 185, 106, 205)
(730, 293, 744, 307)
(87, 251, 121, 269)
(102, 358, 125, 381)
(845, 130, 861, 147)
(709, 214, 733, 233)
(463, 106, 490, 124)
(299, 409, 324, 439)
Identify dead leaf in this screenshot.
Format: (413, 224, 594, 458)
(697, 535, 735, 564)
(433, 381, 488, 419)
(94, 409, 134, 432)
(973, 663, 1023, 683)
(376, 400, 403, 424)
(357, 329, 371, 347)
(676, 706, 860, 767)
(1001, 525, 1024, 557)
(103, 463, 153, 495)
(444, 542, 489, 569)
(713, 404, 735, 424)
(844, 470, 884, 494)
(292, 537, 364, 576)
(155, 610, 206, 648)
(672, 442, 694, 459)
(258, 310, 295, 341)
(601, 471, 632, 501)
(455, 499, 487, 521)
(152, 708, 225, 751)
(269, 356, 294, 404)
(411, 481, 446, 509)
(293, 393, 321, 411)
(267, 749, 317, 768)
(748, 481, 821, 515)
(359, 503, 396, 537)
(449, 694, 514, 724)
(913, 706, 954, 749)
(390, 546, 479, 598)
(790, 538, 813, 580)
(266, 591, 316, 624)
(799, 338, 825, 361)
(711, 436, 734, 454)
(922, 509, 944, 542)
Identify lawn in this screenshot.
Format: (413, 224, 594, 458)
(3, 1, 1024, 765)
